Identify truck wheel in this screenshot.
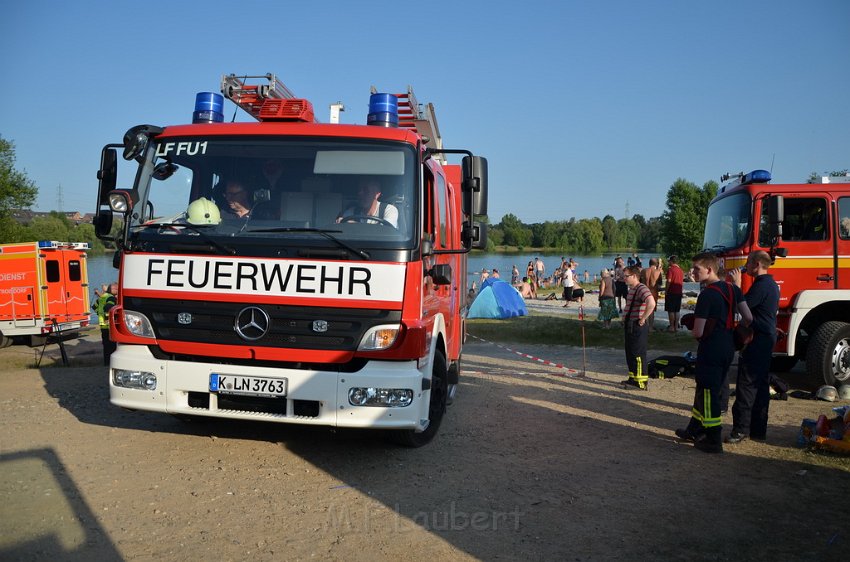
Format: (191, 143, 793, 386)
(806, 321, 850, 386)
(0, 334, 12, 349)
(769, 356, 797, 373)
(391, 349, 447, 447)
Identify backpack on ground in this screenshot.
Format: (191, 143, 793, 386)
(648, 355, 695, 379)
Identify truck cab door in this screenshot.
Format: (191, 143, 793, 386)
(767, 194, 834, 294)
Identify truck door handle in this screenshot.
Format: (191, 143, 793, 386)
(816, 274, 834, 282)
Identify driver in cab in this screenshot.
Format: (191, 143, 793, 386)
(336, 177, 398, 228)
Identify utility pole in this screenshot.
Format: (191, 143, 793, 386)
(57, 183, 64, 212)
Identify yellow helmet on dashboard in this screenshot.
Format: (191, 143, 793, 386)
(187, 197, 221, 225)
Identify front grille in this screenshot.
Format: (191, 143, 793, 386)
(216, 394, 288, 415)
(186, 392, 320, 419)
(125, 297, 400, 351)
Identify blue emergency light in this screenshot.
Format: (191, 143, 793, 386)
(193, 92, 224, 124)
(367, 93, 398, 127)
(743, 169, 771, 184)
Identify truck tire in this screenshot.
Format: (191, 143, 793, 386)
(0, 333, 12, 349)
(391, 349, 447, 447)
(806, 321, 850, 387)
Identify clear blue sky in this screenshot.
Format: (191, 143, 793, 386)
(2, 1, 848, 224)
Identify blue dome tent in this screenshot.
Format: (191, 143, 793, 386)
(467, 278, 528, 319)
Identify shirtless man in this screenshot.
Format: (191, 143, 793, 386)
(641, 257, 663, 330)
(518, 277, 535, 299)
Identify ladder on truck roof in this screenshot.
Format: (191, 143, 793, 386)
(221, 74, 298, 121)
(378, 86, 445, 164)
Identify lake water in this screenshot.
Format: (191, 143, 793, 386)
(468, 253, 638, 289)
(87, 254, 119, 297)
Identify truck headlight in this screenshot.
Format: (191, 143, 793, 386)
(348, 387, 413, 407)
(122, 309, 155, 338)
(113, 369, 157, 390)
(358, 324, 400, 351)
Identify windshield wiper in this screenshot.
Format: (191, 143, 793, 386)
(131, 222, 236, 255)
(247, 227, 370, 260)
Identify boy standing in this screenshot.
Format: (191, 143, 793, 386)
(622, 265, 655, 390)
(677, 253, 751, 453)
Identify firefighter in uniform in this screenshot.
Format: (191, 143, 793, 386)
(726, 250, 780, 443)
(677, 253, 752, 453)
(93, 283, 118, 365)
(622, 265, 655, 390)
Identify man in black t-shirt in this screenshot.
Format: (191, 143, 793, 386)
(726, 251, 780, 444)
(676, 253, 752, 453)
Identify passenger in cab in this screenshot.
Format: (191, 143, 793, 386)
(220, 178, 253, 219)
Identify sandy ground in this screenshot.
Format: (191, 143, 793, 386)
(1, 329, 848, 561)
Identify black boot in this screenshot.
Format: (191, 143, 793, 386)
(675, 418, 704, 442)
(694, 427, 723, 453)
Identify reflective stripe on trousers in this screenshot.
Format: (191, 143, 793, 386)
(691, 388, 722, 428)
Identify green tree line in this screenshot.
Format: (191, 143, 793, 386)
(0, 135, 117, 253)
(487, 178, 718, 257)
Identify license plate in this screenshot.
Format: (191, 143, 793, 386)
(210, 374, 287, 398)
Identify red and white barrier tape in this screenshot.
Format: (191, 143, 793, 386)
(467, 334, 583, 378)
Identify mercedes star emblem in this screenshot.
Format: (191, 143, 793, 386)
(234, 306, 271, 341)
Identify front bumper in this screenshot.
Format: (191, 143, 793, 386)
(108, 344, 431, 430)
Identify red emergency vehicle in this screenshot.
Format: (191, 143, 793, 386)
(94, 74, 488, 446)
(703, 170, 850, 386)
(0, 241, 91, 347)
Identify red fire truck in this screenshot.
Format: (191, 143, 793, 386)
(703, 170, 850, 386)
(94, 74, 488, 446)
(0, 241, 91, 347)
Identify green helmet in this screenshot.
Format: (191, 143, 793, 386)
(187, 197, 221, 225)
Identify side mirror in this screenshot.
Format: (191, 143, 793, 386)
(122, 124, 164, 162)
(97, 147, 118, 206)
(462, 156, 488, 216)
(465, 221, 488, 250)
(93, 211, 114, 238)
(95, 146, 120, 241)
(152, 161, 178, 181)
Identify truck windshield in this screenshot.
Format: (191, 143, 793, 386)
(131, 136, 416, 246)
(703, 191, 751, 251)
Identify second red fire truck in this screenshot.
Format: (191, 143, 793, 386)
(703, 170, 850, 387)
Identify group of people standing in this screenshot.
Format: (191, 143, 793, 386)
(477, 249, 781, 456)
(600, 254, 685, 332)
(615, 249, 780, 454)
(502, 257, 583, 302)
(675, 250, 780, 453)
